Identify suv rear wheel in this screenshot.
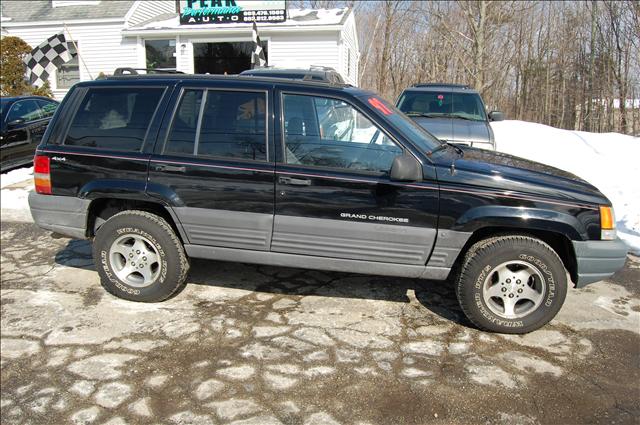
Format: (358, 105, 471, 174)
(93, 210, 189, 302)
(456, 235, 567, 333)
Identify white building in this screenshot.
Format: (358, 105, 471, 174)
(1, 0, 359, 101)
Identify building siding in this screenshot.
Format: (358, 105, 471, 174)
(127, 1, 175, 27)
(3, 22, 136, 99)
(340, 13, 359, 85)
(266, 32, 340, 71)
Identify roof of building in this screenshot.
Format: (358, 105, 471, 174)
(0, 0, 135, 23)
(126, 7, 351, 32)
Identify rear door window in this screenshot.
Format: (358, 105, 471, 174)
(164, 89, 267, 161)
(165, 89, 203, 155)
(65, 87, 164, 151)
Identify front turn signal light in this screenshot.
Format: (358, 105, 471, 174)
(599, 205, 616, 240)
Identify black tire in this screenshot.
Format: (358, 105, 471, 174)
(456, 235, 568, 334)
(93, 210, 189, 302)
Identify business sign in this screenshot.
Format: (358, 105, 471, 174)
(179, 0, 286, 25)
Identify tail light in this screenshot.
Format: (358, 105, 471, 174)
(599, 205, 616, 240)
(34, 155, 52, 194)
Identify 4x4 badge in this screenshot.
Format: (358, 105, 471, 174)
(51, 156, 66, 162)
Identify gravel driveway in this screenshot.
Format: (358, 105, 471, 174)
(1, 217, 639, 425)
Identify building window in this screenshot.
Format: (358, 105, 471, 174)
(145, 39, 177, 70)
(193, 41, 268, 75)
(56, 42, 79, 89)
(347, 49, 351, 77)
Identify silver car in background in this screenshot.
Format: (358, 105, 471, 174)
(396, 83, 504, 150)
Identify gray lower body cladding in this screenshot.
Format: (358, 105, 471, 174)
(271, 215, 437, 265)
(173, 207, 273, 251)
(572, 238, 628, 286)
(185, 244, 451, 280)
(28, 192, 90, 239)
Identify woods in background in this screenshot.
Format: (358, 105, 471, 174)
(296, 0, 640, 135)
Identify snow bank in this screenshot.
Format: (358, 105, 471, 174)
(1, 166, 33, 189)
(1, 167, 33, 223)
(492, 120, 640, 255)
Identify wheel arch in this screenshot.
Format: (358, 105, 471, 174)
(86, 197, 188, 244)
(451, 226, 578, 285)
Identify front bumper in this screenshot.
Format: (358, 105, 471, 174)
(572, 238, 629, 287)
(28, 192, 90, 239)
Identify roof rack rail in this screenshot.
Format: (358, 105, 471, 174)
(412, 83, 470, 89)
(113, 67, 184, 76)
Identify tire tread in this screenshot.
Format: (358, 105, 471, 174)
(95, 210, 189, 302)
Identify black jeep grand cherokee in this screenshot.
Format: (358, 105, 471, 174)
(28, 74, 628, 333)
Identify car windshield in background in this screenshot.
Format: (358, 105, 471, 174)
(361, 95, 442, 152)
(397, 91, 487, 122)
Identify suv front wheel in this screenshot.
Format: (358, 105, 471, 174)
(93, 210, 189, 302)
(456, 235, 568, 333)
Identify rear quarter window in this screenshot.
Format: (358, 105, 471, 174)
(64, 87, 164, 151)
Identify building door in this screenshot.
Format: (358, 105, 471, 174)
(193, 41, 268, 75)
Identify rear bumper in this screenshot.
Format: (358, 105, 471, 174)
(28, 192, 90, 239)
(572, 238, 628, 287)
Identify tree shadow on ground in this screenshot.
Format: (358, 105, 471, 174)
(54, 239, 469, 327)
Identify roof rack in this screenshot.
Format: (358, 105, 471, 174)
(113, 67, 184, 76)
(412, 83, 470, 89)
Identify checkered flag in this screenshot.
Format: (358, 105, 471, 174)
(251, 21, 267, 69)
(23, 33, 72, 87)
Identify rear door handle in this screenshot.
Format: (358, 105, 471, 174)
(279, 176, 311, 186)
(154, 164, 186, 172)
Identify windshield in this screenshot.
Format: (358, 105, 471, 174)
(397, 91, 487, 122)
(360, 95, 442, 152)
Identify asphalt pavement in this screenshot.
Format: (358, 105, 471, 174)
(1, 218, 639, 425)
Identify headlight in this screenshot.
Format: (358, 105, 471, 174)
(599, 205, 617, 240)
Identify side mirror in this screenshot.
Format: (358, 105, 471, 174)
(390, 154, 422, 182)
(7, 118, 25, 128)
(488, 111, 504, 122)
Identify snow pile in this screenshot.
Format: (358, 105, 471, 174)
(1, 166, 33, 189)
(1, 166, 33, 222)
(492, 120, 640, 255)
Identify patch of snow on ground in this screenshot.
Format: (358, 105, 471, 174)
(492, 120, 640, 254)
(1, 166, 33, 189)
(1, 166, 34, 222)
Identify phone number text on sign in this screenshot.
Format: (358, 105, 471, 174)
(244, 9, 286, 22)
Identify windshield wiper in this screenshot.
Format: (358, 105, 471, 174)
(427, 141, 464, 157)
(449, 114, 482, 121)
(405, 112, 443, 118)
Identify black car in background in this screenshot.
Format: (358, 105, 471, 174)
(1, 96, 59, 172)
(240, 66, 346, 84)
(396, 83, 503, 150)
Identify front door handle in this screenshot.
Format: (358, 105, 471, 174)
(154, 164, 186, 172)
(279, 176, 311, 186)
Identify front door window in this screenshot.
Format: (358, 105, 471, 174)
(282, 94, 402, 173)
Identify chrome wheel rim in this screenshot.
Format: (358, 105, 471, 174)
(482, 260, 546, 319)
(108, 234, 160, 288)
